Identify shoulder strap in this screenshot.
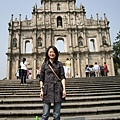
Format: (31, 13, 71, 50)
(48, 64, 61, 81)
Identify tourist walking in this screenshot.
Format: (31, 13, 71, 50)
(85, 65, 89, 77)
(99, 65, 104, 77)
(20, 58, 29, 85)
(65, 58, 71, 78)
(18, 65, 21, 79)
(39, 46, 66, 120)
(89, 65, 95, 77)
(15, 68, 19, 80)
(94, 62, 100, 77)
(36, 67, 41, 79)
(28, 73, 32, 79)
(104, 62, 108, 76)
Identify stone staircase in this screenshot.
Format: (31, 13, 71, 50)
(0, 76, 120, 120)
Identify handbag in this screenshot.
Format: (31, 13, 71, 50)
(48, 64, 66, 101)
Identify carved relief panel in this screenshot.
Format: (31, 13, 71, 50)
(63, 15, 68, 28)
(70, 14, 74, 25)
(52, 15, 55, 27)
(45, 15, 49, 25)
(76, 14, 82, 25)
(45, 3, 49, 10)
(38, 15, 43, 25)
(69, 2, 73, 10)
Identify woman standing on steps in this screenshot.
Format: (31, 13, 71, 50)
(39, 46, 66, 120)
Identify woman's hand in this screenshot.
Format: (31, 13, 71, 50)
(62, 90, 66, 98)
(40, 91, 44, 99)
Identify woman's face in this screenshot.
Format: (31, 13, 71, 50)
(48, 48, 56, 60)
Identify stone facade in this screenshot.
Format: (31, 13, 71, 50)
(6, 0, 115, 80)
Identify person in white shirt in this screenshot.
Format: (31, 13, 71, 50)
(28, 73, 32, 79)
(75, 74, 79, 78)
(20, 58, 29, 85)
(65, 58, 71, 78)
(36, 67, 41, 79)
(15, 68, 19, 79)
(94, 62, 100, 77)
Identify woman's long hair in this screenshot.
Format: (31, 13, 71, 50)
(45, 46, 59, 62)
(23, 58, 26, 64)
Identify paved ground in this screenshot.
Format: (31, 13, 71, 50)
(1, 113, 120, 120)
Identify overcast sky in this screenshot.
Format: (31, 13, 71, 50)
(0, 0, 120, 79)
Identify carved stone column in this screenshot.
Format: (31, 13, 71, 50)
(43, 12, 45, 25)
(7, 56, 11, 80)
(16, 56, 19, 71)
(43, 30, 46, 51)
(33, 31, 37, 53)
(74, 13, 76, 25)
(75, 30, 78, 47)
(110, 55, 115, 76)
(16, 32, 20, 53)
(73, 1, 75, 10)
(85, 54, 89, 65)
(83, 29, 87, 46)
(33, 57, 37, 79)
(68, 13, 70, 25)
(106, 29, 111, 45)
(69, 30, 72, 46)
(72, 32, 75, 47)
(49, 30, 52, 46)
(77, 54, 81, 77)
(67, 1, 69, 11)
(68, 30, 73, 52)
(98, 29, 102, 48)
(8, 32, 12, 53)
(102, 55, 105, 64)
(70, 54, 74, 77)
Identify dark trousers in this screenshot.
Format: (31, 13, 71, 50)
(86, 72, 89, 77)
(36, 74, 40, 79)
(21, 69, 27, 84)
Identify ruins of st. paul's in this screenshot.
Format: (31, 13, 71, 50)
(6, 0, 115, 79)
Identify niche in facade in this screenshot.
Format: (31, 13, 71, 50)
(57, 16, 62, 27)
(78, 37, 83, 46)
(13, 38, 17, 47)
(57, 3, 60, 10)
(102, 36, 108, 46)
(37, 37, 42, 47)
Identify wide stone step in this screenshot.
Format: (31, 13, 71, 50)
(1, 88, 120, 95)
(0, 87, 120, 94)
(1, 91, 120, 98)
(0, 105, 120, 118)
(0, 100, 120, 110)
(0, 85, 120, 90)
(1, 95, 120, 104)
(1, 113, 120, 120)
(2, 81, 120, 85)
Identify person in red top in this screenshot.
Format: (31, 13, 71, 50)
(104, 62, 108, 76)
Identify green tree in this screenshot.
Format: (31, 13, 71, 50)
(113, 30, 120, 75)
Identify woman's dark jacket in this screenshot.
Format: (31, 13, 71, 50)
(40, 60, 66, 103)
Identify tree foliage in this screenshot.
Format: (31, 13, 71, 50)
(113, 30, 120, 75)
